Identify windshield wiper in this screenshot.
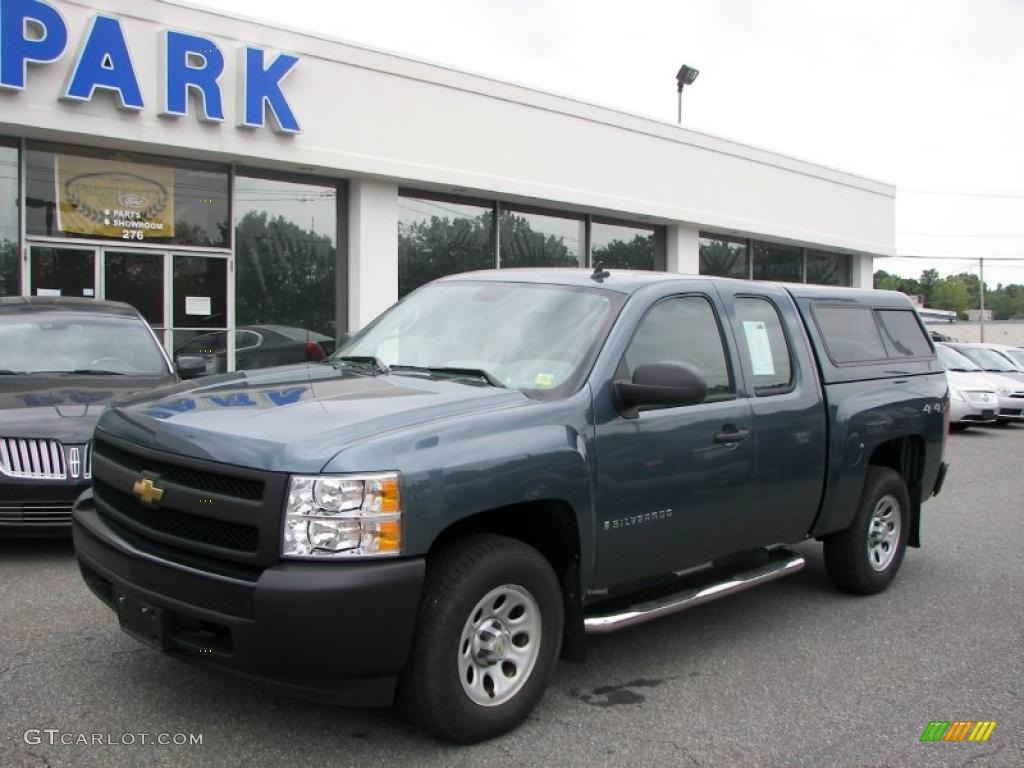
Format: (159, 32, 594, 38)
(328, 355, 390, 375)
(390, 365, 504, 388)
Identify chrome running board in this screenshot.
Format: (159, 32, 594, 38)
(583, 550, 805, 635)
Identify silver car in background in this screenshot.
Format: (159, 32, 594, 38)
(936, 344, 1024, 425)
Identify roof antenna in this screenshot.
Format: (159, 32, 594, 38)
(590, 261, 610, 282)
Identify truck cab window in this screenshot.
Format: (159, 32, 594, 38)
(735, 297, 794, 394)
(624, 295, 733, 397)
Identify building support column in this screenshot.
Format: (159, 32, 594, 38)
(852, 253, 874, 289)
(347, 178, 399, 332)
(665, 223, 700, 274)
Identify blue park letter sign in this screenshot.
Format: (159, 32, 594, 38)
(63, 14, 144, 109)
(160, 30, 225, 122)
(239, 45, 301, 133)
(0, 0, 68, 90)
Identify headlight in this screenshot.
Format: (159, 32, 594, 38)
(949, 387, 964, 401)
(283, 473, 402, 558)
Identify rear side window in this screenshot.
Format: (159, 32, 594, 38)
(876, 310, 933, 358)
(814, 307, 887, 363)
(735, 297, 793, 394)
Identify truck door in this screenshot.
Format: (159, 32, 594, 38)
(592, 292, 756, 589)
(714, 286, 827, 545)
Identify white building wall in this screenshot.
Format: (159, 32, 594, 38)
(0, 0, 895, 275)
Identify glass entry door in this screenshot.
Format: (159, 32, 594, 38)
(25, 244, 230, 368)
(170, 254, 229, 374)
(29, 246, 96, 298)
(103, 249, 166, 345)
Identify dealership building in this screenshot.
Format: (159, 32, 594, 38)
(0, 0, 895, 370)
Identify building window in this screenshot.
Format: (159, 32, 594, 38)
(25, 143, 229, 248)
(752, 241, 803, 283)
(234, 173, 339, 371)
(700, 236, 749, 278)
(700, 233, 852, 287)
(591, 219, 659, 270)
(805, 249, 850, 286)
(0, 139, 18, 296)
(499, 206, 584, 268)
(398, 192, 494, 297)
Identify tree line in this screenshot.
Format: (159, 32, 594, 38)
(874, 268, 1024, 320)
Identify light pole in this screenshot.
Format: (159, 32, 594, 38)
(676, 64, 699, 123)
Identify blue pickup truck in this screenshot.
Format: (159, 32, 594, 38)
(72, 268, 948, 742)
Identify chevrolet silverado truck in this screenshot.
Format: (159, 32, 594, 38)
(72, 268, 948, 743)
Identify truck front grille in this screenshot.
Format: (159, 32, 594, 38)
(93, 439, 264, 500)
(93, 479, 259, 552)
(88, 435, 285, 567)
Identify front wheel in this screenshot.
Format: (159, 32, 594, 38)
(824, 467, 910, 595)
(397, 534, 564, 743)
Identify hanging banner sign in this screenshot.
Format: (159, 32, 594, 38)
(56, 154, 175, 240)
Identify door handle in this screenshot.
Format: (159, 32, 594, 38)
(714, 426, 751, 444)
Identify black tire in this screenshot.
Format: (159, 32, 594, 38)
(995, 418, 1010, 426)
(397, 534, 564, 743)
(824, 467, 910, 595)
(950, 423, 970, 432)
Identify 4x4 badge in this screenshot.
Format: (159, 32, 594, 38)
(132, 478, 164, 505)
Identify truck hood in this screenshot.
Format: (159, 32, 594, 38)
(95, 364, 531, 473)
(0, 375, 176, 443)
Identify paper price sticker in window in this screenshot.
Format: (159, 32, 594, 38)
(742, 320, 776, 376)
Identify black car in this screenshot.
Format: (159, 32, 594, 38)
(173, 325, 336, 374)
(0, 297, 179, 535)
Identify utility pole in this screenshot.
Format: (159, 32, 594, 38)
(979, 257, 986, 342)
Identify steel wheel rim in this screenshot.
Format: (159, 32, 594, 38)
(458, 584, 542, 707)
(867, 494, 901, 572)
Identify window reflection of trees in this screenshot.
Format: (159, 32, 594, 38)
(235, 210, 337, 338)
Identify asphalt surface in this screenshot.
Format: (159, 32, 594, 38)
(1, 426, 1021, 768)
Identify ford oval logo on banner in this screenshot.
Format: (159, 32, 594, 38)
(0, 0, 302, 133)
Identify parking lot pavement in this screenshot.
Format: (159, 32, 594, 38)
(1, 427, 1022, 768)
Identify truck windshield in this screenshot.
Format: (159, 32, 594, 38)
(0, 311, 170, 376)
(336, 281, 622, 392)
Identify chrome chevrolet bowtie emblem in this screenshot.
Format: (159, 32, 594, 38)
(68, 446, 81, 479)
(132, 477, 164, 505)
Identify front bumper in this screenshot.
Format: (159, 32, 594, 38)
(72, 490, 425, 706)
(0, 480, 88, 535)
(949, 397, 996, 425)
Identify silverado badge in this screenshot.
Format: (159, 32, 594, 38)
(132, 477, 164, 505)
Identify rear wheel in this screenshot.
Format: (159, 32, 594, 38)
(824, 467, 910, 595)
(398, 534, 563, 743)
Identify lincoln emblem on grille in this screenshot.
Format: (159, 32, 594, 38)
(132, 477, 165, 505)
(68, 447, 81, 479)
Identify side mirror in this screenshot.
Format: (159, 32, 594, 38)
(175, 356, 207, 380)
(613, 362, 707, 419)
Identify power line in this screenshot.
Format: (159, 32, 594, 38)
(900, 187, 1024, 199)
(892, 254, 1024, 261)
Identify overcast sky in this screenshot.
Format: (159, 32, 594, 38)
(192, 0, 1024, 286)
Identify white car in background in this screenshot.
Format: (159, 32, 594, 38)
(944, 370, 998, 430)
(936, 343, 1024, 425)
(982, 342, 1024, 371)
